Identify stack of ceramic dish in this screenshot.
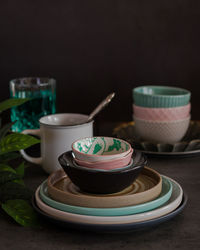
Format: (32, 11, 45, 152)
(32, 136, 187, 232)
(72, 137, 134, 171)
(59, 137, 141, 194)
(132, 85, 191, 144)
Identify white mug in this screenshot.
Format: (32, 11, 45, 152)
(20, 113, 93, 174)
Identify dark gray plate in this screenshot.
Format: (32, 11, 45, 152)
(113, 121, 200, 157)
(138, 149, 200, 158)
(32, 194, 187, 233)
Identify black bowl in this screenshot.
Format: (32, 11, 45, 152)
(58, 150, 147, 194)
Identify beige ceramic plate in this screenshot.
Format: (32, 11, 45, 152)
(47, 167, 162, 208)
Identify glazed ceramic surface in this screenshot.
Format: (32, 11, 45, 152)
(58, 150, 145, 194)
(133, 86, 191, 108)
(20, 113, 93, 173)
(40, 176, 172, 216)
(139, 140, 200, 157)
(72, 149, 143, 172)
(62, 150, 144, 173)
(74, 148, 133, 170)
(134, 115, 190, 144)
(73, 157, 134, 172)
(47, 167, 162, 208)
(72, 137, 131, 162)
(113, 121, 200, 157)
(35, 175, 182, 225)
(133, 103, 191, 121)
(32, 194, 187, 232)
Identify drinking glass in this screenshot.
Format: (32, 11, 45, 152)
(10, 77, 56, 132)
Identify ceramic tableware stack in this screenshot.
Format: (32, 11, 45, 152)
(72, 137, 133, 171)
(61, 137, 139, 194)
(132, 86, 191, 144)
(33, 136, 187, 232)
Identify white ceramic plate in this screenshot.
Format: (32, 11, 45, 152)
(35, 176, 183, 225)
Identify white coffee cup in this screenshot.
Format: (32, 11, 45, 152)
(20, 113, 93, 174)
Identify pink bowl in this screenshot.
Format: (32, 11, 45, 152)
(74, 148, 133, 170)
(133, 103, 191, 121)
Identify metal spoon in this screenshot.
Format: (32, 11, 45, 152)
(87, 92, 115, 122)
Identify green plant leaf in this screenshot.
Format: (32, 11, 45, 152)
(15, 162, 27, 178)
(0, 97, 41, 227)
(0, 164, 25, 185)
(0, 133, 40, 155)
(0, 122, 15, 140)
(0, 171, 20, 185)
(1, 199, 40, 227)
(0, 98, 29, 113)
(13, 179, 25, 186)
(0, 152, 21, 163)
(0, 182, 32, 202)
(0, 164, 16, 174)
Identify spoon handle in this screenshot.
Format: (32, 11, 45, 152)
(87, 92, 115, 122)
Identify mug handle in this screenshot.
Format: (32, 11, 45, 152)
(20, 129, 42, 165)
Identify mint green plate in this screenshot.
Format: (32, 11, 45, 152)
(39, 176, 172, 216)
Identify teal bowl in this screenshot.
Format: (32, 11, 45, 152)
(133, 85, 191, 108)
(39, 176, 172, 216)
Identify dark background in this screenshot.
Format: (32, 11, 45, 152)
(0, 0, 200, 122)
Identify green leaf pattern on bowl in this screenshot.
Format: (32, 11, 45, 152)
(75, 137, 129, 155)
(93, 143, 102, 154)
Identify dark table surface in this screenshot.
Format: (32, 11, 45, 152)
(0, 123, 200, 250)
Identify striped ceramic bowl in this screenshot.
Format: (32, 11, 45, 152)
(133, 86, 191, 108)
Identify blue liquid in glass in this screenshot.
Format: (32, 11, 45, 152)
(11, 89, 56, 132)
